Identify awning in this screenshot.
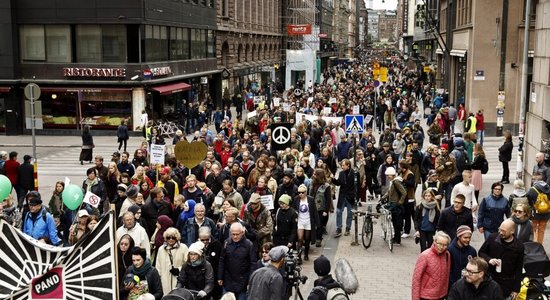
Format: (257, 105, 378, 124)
(450, 49, 467, 57)
(40, 87, 131, 93)
(151, 82, 191, 95)
(0, 87, 11, 93)
(435, 48, 444, 55)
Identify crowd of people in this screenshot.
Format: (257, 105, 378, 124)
(1, 50, 549, 300)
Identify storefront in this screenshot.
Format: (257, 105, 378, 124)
(0, 87, 10, 132)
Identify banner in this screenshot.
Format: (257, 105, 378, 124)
(83, 191, 100, 208)
(0, 212, 117, 299)
(296, 112, 343, 126)
(287, 24, 312, 35)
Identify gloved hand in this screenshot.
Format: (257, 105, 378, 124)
(197, 290, 207, 298)
(169, 267, 180, 276)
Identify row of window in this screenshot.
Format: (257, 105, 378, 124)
(20, 24, 216, 63)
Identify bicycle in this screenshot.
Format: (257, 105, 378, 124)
(351, 200, 379, 249)
(378, 202, 394, 252)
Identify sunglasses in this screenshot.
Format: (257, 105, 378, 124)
(514, 210, 524, 213)
(298, 191, 306, 194)
(262, 250, 270, 253)
(199, 238, 209, 242)
(166, 236, 177, 240)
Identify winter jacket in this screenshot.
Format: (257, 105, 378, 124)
(448, 276, 503, 300)
(477, 194, 510, 233)
(498, 140, 513, 162)
(122, 262, 163, 300)
(156, 242, 189, 294)
(382, 178, 407, 206)
(411, 244, 451, 300)
(525, 181, 550, 221)
(177, 259, 215, 295)
(216, 189, 244, 211)
(243, 204, 273, 247)
(116, 222, 151, 258)
(510, 215, 533, 243)
(435, 154, 456, 183)
(307, 275, 343, 300)
(117, 124, 129, 140)
(478, 232, 524, 296)
(141, 198, 173, 238)
(17, 162, 35, 190)
(436, 206, 474, 241)
(218, 235, 256, 293)
(182, 217, 218, 247)
(23, 207, 61, 245)
(331, 169, 357, 208)
(272, 207, 298, 246)
(247, 264, 285, 300)
(336, 141, 352, 161)
(413, 202, 441, 233)
(447, 238, 478, 286)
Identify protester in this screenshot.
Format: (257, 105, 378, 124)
(477, 182, 509, 240)
(447, 225, 477, 287)
(437, 194, 474, 241)
(247, 245, 287, 300)
(22, 191, 61, 246)
(156, 227, 188, 295)
(414, 190, 441, 252)
(525, 173, 550, 243)
(116, 211, 151, 257)
(447, 257, 503, 300)
(510, 202, 533, 243)
(121, 246, 163, 300)
(117, 234, 135, 296)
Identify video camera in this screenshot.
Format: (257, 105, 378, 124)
(284, 249, 308, 285)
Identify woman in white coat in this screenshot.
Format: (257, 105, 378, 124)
(155, 227, 189, 294)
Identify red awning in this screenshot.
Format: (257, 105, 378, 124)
(0, 87, 11, 93)
(151, 82, 191, 95)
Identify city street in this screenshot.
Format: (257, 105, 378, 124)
(1, 124, 543, 299)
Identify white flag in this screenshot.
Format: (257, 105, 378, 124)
(83, 191, 101, 208)
(64, 177, 71, 187)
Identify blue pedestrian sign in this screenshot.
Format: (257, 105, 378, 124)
(345, 115, 364, 134)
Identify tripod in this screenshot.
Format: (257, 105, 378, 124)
(285, 278, 306, 300)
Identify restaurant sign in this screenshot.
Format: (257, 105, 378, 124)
(63, 67, 126, 78)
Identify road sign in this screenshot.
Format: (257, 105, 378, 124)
(423, 66, 431, 73)
(24, 83, 41, 100)
(271, 123, 293, 151)
(345, 115, 364, 134)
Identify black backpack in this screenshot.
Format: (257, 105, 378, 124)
(480, 157, 489, 174)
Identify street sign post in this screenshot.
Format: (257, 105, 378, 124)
(24, 83, 40, 190)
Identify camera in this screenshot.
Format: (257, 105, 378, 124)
(284, 249, 308, 299)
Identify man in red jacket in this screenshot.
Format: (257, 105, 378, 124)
(412, 231, 452, 300)
(4, 151, 21, 205)
(475, 110, 485, 145)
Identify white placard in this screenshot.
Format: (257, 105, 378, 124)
(307, 97, 314, 103)
(323, 107, 332, 115)
(273, 97, 281, 107)
(365, 114, 373, 124)
(260, 195, 274, 210)
(283, 103, 290, 111)
(329, 97, 337, 104)
(247, 110, 257, 119)
(353, 105, 360, 114)
(296, 112, 342, 126)
(254, 96, 262, 104)
(150, 144, 165, 165)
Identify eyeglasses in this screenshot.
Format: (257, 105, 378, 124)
(262, 250, 270, 253)
(515, 210, 524, 213)
(493, 188, 502, 191)
(462, 268, 482, 276)
(166, 236, 177, 240)
(199, 238, 210, 242)
(435, 241, 449, 247)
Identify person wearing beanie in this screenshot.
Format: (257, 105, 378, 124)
(272, 194, 298, 248)
(22, 191, 61, 246)
(121, 246, 163, 300)
(177, 241, 214, 299)
(247, 245, 288, 300)
(447, 225, 478, 287)
(119, 184, 139, 218)
(380, 165, 407, 245)
(308, 255, 342, 300)
(435, 142, 456, 208)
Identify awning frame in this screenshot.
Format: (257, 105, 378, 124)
(150, 82, 192, 95)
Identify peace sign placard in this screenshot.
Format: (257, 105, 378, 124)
(270, 123, 293, 151)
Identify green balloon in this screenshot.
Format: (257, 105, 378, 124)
(0, 175, 12, 203)
(62, 184, 84, 210)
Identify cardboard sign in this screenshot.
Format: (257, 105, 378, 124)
(260, 195, 274, 210)
(174, 140, 207, 168)
(329, 97, 337, 104)
(150, 144, 165, 165)
(247, 110, 257, 119)
(323, 107, 332, 115)
(273, 98, 281, 107)
(283, 103, 290, 112)
(353, 105, 360, 114)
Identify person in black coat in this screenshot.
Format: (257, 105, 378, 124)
(117, 234, 135, 299)
(117, 120, 129, 152)
(17, 155, 35, 203)
(447, 256, 503, 300)
(272, 195, 298, 248)
(79, 125, 94, 164)
(141, 187, 173, 237)
(200, 227, 223, 299)
(331, 159, 356, 237)
(436, 194, 474, 241)
(498, 130, 513, 184)
(121, 247, 163, 300)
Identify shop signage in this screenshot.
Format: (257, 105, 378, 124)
(149, 67, 172, 77)
(318, 33, 328, 38)
(201, 77, 208, 84)
(63, 67, 126, 78)
(288, 24, 312, 35)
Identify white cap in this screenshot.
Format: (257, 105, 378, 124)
(77, 210, 90, 218)
(385, 167, 397, 176)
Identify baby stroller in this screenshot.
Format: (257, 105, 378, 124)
(519, 242, 550, 300)
(162, 289, 199, 300)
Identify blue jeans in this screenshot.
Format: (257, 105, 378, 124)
(223, 289, 246, 300)
(483, 230, 494, 240)
(336, 200, 353, 230)
(476, 130, 484, 145)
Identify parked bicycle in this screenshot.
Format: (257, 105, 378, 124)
(378, 202, 394, 252)
(351, 196, 393, 252)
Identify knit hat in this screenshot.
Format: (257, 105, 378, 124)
(456, 225, 472, 237)
(188, 241, 205, 256)
(128, 205, 140, 215)
(314, 255, 331, 276)
(27, 191, 42, 206)
(278, 194, 291, 206)
(440, 144, 449, 150)
(117, 184, 128, 192)
(160, 167, 171, 175)
(126, 185, 139, 199)
(384, 167, 396, 176)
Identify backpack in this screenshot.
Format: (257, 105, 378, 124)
(311, 286, 350, 300)
(454, 149, 471, 172)
(533, 187, 550, 214)
(480, 157, 489, 174)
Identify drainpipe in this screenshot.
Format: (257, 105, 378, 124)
(496, 0, 509, 137)
(517, 0, 532, 180)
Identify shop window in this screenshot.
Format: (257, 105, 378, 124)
(145, 25, 169, 62)
(20, 25, 46, 61)
(102, 25, 127, 62)
(46, 25, 71, 62)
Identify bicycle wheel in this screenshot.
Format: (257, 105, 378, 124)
(362, 216, 373, 249)
(380, 215, 387, 241)
(387, 215, 394, 252)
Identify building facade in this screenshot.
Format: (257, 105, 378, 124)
(216, 0, 283, 99)
(0, 0, 220, 135)
(378, 10, 398, 44)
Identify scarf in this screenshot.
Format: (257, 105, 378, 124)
(191, 257, 203, 267)
(421, 200, 438, 223)
(133, 259, 152, 278)
(85, 177, 98, 192)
